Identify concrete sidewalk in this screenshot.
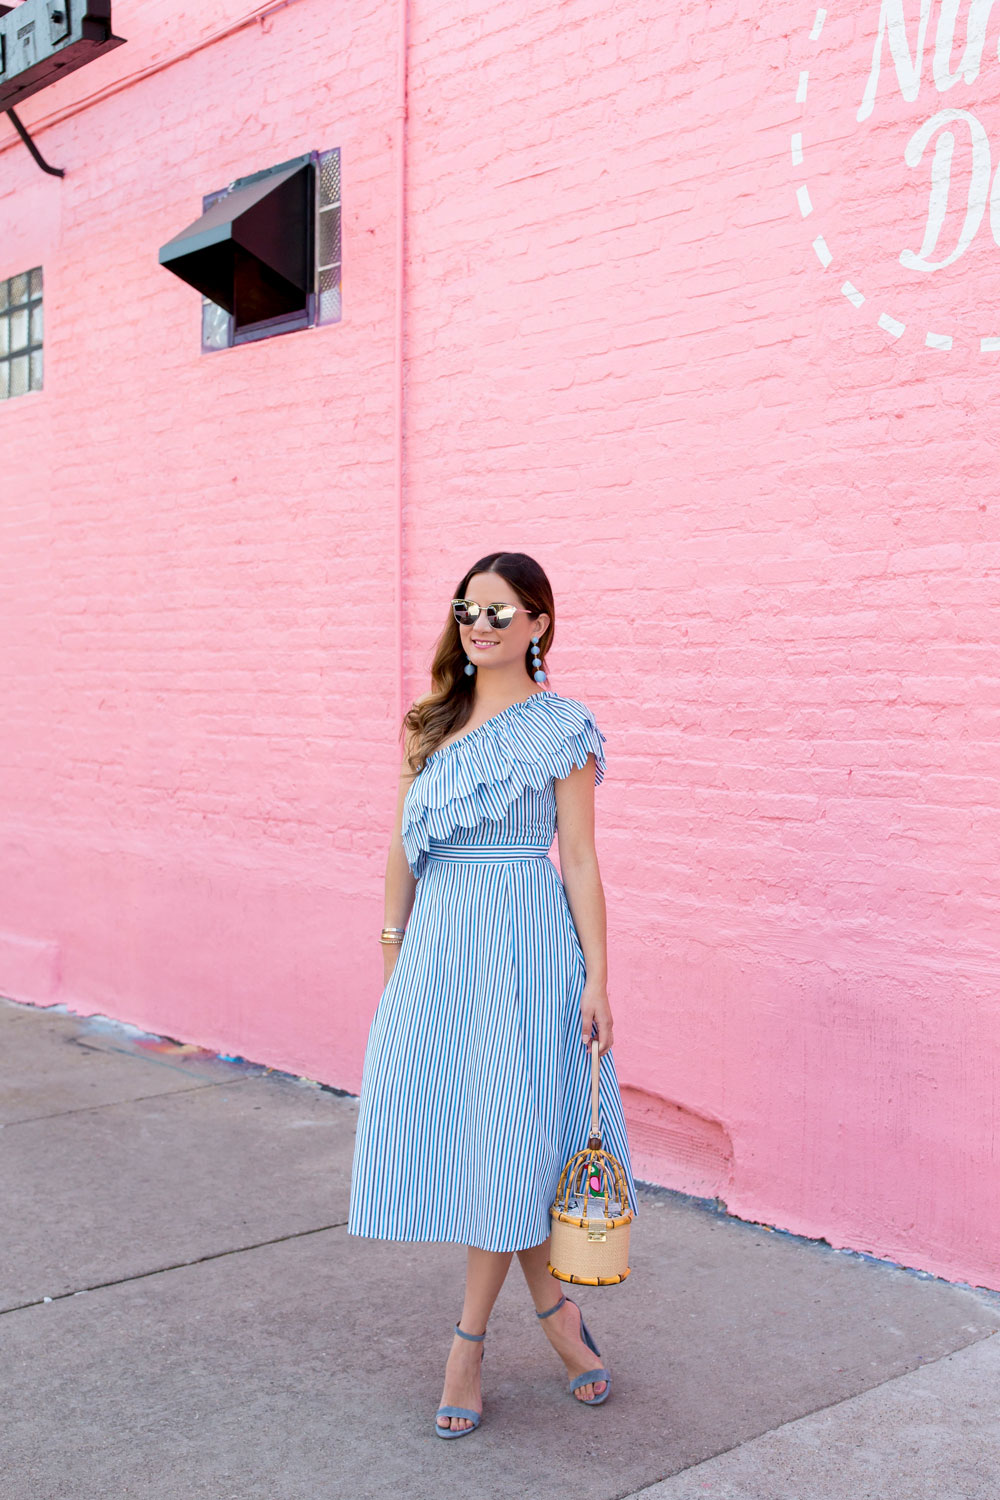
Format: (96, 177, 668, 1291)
(2, 994, 998, 1500)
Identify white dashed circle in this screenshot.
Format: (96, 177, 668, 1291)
(793, 7, 998, 353)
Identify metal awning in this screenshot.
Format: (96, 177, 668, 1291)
(158, 155, 313, 328)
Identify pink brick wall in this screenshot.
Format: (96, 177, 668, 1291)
(2, 0, 998, 1288)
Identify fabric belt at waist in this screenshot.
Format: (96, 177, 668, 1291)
(426, 842, 551, 862)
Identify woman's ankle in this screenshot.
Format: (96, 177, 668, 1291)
(534, 1287, 566, 1317)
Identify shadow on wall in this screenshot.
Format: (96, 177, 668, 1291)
(622, 1087, 733, 1203)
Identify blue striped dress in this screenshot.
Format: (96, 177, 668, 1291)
(347, 688, 636, 1253)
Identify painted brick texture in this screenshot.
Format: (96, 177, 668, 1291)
(1, 0, 998, 1287)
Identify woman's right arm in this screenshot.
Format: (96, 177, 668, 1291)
(382, 739, 419, 985)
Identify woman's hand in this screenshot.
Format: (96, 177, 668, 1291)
(581, 981, 614, 1056)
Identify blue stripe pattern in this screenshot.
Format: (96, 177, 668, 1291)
(348, 690, 636, 1253)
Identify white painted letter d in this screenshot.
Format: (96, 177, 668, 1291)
(899, 109, 991, 271)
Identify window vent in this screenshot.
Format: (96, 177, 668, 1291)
(158, 148, 341, 353)
(317, 147, 342, 326)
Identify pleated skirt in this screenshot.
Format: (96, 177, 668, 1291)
(347, 841, 636, 1253)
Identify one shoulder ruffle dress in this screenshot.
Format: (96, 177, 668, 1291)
(347, 688, 636, 1254)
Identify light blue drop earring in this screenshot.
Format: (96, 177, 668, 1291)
(530, 635, 547, 684)
(464, 660, 476, 676)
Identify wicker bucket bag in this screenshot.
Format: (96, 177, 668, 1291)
(547, 1041, 633, 1285)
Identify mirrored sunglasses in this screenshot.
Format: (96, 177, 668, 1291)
(451, 599, 535, 630)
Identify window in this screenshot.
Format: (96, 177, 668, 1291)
(0, 267, 43, 401)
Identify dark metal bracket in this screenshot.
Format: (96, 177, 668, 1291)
(5, 107, 65, 177)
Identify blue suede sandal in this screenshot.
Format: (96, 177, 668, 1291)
(536, 1293, 611, 1406)
(435, 1323, 486, 1438)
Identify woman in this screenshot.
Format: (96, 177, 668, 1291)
(347, 550, 635, 1437)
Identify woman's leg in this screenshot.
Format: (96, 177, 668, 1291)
(437, 1247, 513, 1432)
(516, 1237, 565, 1315)
(517, 1240, 607, 1402)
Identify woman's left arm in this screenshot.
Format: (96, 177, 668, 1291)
(554, 755, 614, 1056)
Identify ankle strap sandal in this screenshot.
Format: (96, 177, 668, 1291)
(435, 1323, 486, 1438)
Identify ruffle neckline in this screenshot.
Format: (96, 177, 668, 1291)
(427, 690, 552, 760)
(401, 689, 607, 880)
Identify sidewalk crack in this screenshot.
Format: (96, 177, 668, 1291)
(0, 1078, 249, 1130)
(610, 1329, 1000, 1500)
(0, 1220, 350, 1315)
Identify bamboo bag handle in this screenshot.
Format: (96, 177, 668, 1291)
(588, 1039, 602, 1150)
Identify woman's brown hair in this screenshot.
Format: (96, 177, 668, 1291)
(403, 551, 555, 774)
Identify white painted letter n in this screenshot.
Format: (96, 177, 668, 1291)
(857, 0, 933, 122)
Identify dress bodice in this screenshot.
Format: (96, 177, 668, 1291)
(401, 689, 607, 880)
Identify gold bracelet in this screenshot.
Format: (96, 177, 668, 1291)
(379, 935, 404, 946)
